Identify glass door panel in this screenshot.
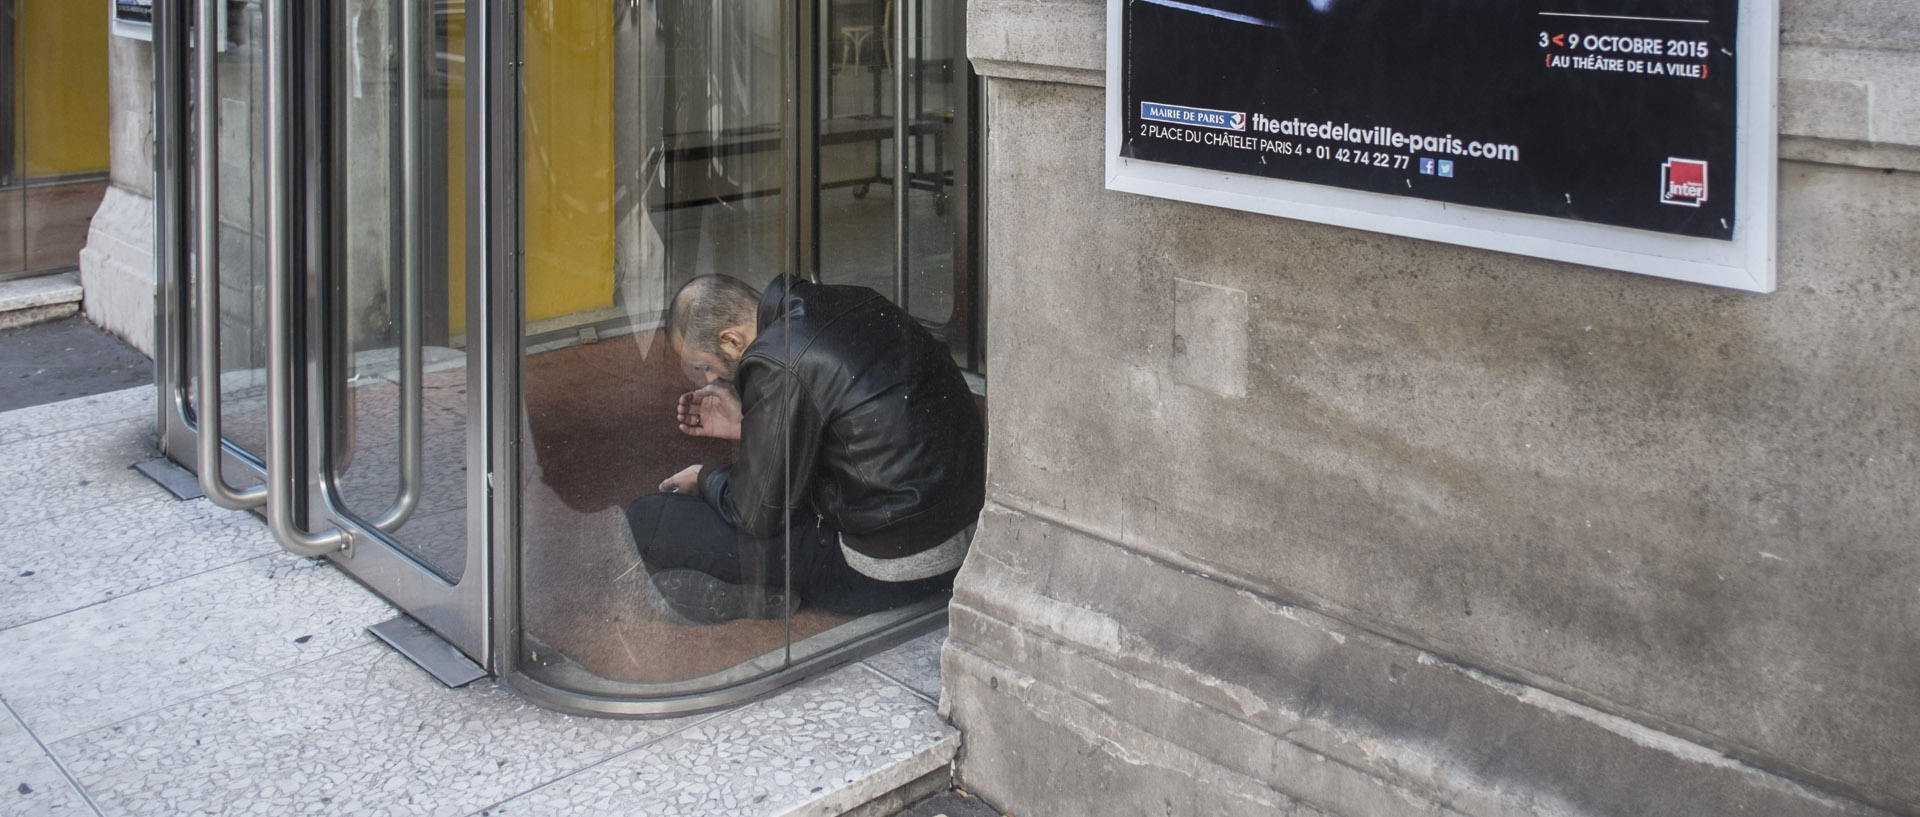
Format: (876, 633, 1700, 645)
(516, 0, 804, 697)
(513, 0, 966, 712)
(814, 0, 977, 369)
(0, 0, 111, 282)
(817, 0, 895, 299)
(325, 0, 470, 583)
(207, 2, 271, 464)
(897, 0, 965, 331)
(161, 0, 271, 483)
(788, 0, 972, 675)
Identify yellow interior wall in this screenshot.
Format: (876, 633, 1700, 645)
(521, 0, 616, 324)
(15, 0, 110, 177)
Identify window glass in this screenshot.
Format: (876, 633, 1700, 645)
(517, 0, 972, 702)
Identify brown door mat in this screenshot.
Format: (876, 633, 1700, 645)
(523, 329, 733, 512)
(519, 330, 854, 684)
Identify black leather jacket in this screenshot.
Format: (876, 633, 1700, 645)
(698, 276, 986, 559)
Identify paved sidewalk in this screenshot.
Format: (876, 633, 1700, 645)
(0, 386, 958, 817)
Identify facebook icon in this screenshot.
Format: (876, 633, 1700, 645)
(1438, 160, 1455, 178)
(1419, 158, 1435, 175)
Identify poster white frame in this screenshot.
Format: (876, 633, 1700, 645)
(110, 0, 153, 41)
(1104, 0, 1779, 292)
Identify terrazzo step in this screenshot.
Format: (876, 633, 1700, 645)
(0, 272, 83, 330)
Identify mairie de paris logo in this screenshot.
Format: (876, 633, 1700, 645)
(1660, 158, 1708, 207)
(1140, 102, 1247, 132)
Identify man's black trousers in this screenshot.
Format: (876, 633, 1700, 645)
(623, 492, 955, 617)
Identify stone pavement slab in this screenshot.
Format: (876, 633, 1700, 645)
(490, 664, 959, 817)
(0, 705, 92, 817)
(0, 551, 399, 742)
(53, 646, 701, 817)
(0, 384, 151, 446)
(0, 492, 279, 630)
(860, 629, 945, 703)
(0, 417, 161, 530)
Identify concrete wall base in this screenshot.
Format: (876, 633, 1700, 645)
(78, 185, 157, 356)
(944, 507, 1898, 817)
(0, 272, 83, 329)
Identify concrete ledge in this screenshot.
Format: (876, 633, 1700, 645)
(783, 728, 962, 817)
(1781, 45, 1920, 151)
(968, 0, 1104, 86)
(1782, 137, 1920, 174)
(834, 768, 954, 817)
(970, 58, 1103, 88)
(943, 506, 1906, 817)
(0, 272, 82, 310)
(0, 302, 81, 331)
(0, 273, 84, 330)
(945, 645, 1341, 817)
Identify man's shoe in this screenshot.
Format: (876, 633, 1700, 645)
(650, 569, 799, 625)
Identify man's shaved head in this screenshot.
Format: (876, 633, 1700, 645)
(667, 275, 762, 357)
(666, 275, 762, 386)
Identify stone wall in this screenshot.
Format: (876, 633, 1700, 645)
(80, 34, 157, 355)
(943, 2, 1920, 815)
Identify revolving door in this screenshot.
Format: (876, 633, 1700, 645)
(151, 0, 980, 716)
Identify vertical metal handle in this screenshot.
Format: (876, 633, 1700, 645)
(265, 0, 347, 556)
(194, 0, 268, 510)
(366, 0, 425, 533)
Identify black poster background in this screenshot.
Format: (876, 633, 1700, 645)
(1120, 0, 1740, 240)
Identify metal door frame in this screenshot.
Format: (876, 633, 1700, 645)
(152, 0, 493, 668)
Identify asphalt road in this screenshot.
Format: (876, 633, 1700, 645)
(0, 315, 152, 412)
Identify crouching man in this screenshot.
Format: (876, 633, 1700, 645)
(624, 273, 985, 623)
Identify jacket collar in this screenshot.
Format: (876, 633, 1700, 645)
(757, 274, 799, 331)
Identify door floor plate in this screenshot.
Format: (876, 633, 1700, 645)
(133, 457, 206, 500)
(369, 615, 487, 688)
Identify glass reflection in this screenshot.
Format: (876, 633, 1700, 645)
(519, 0, 800, 693)
(816, 0, 974, 366)
(0, 1, 110, 281)
(518, 0, 975, 702)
